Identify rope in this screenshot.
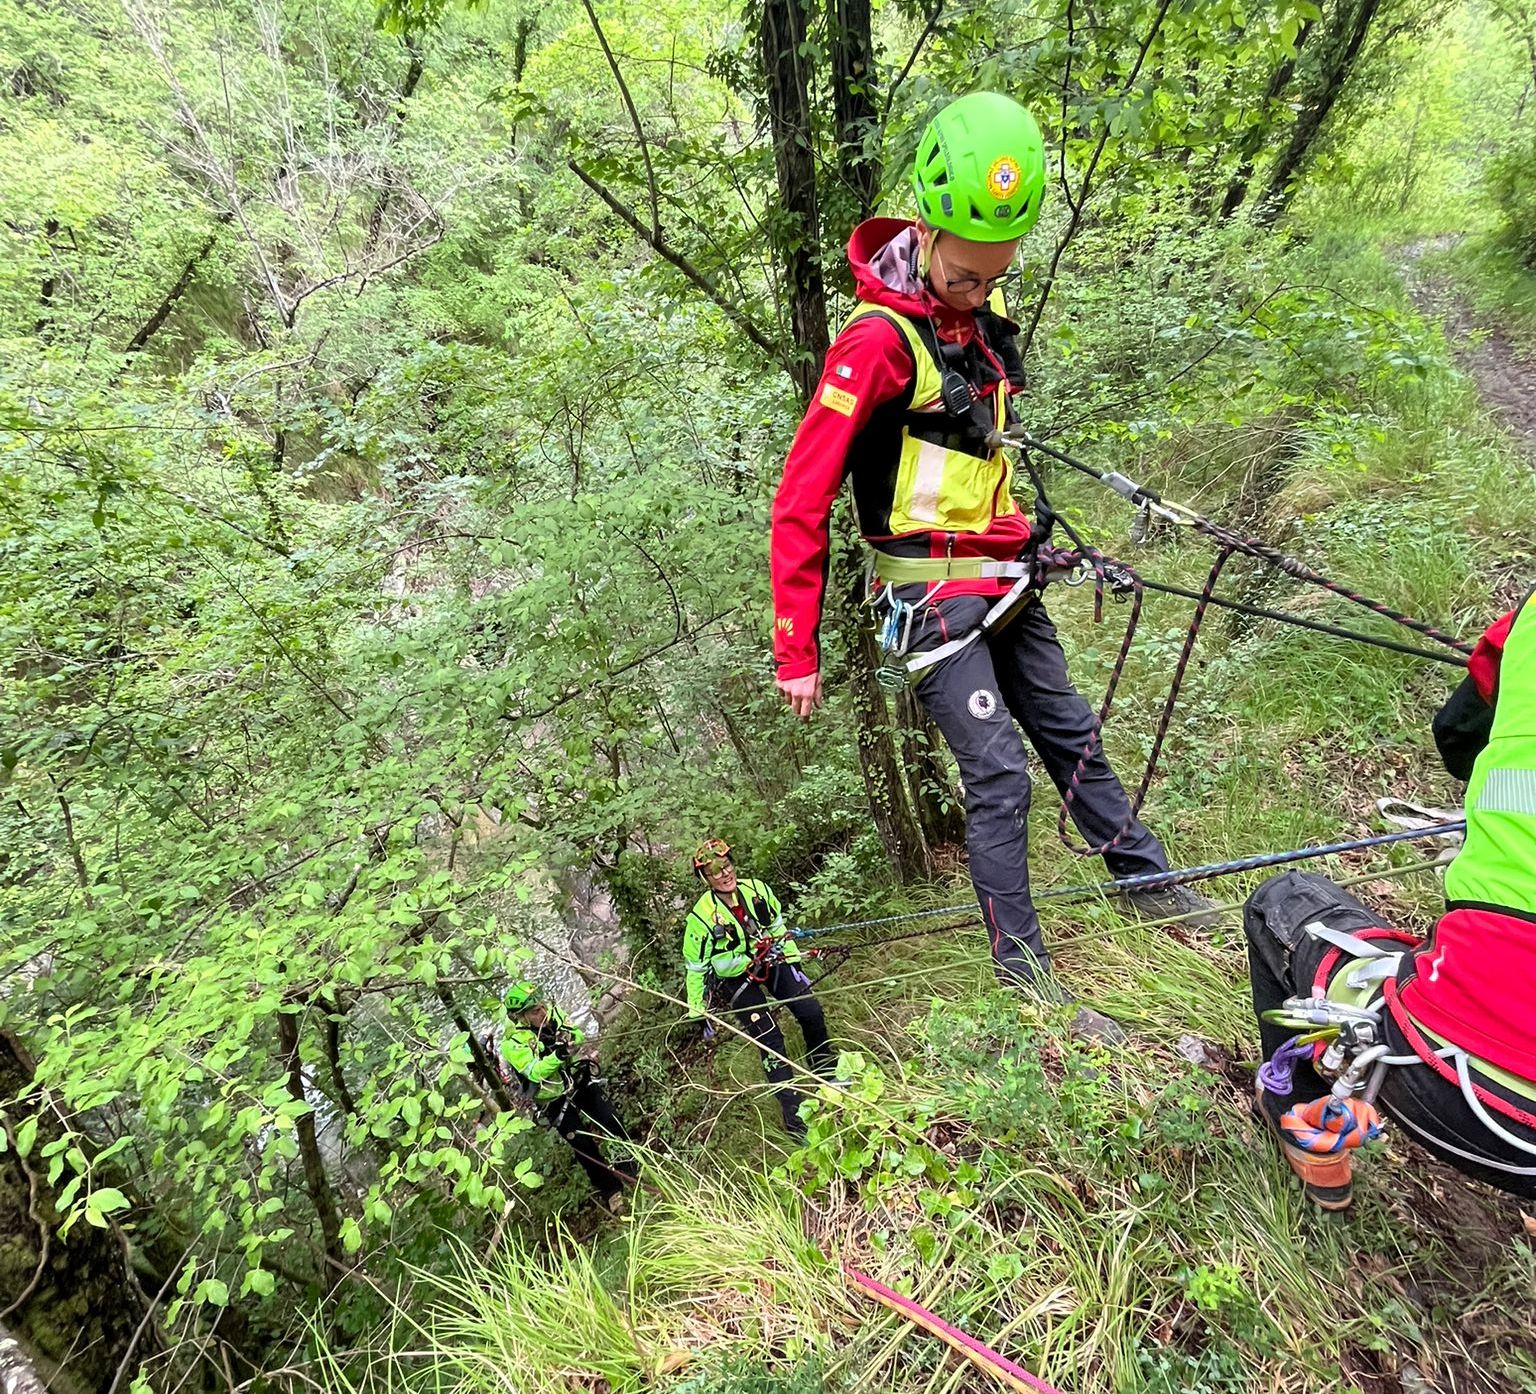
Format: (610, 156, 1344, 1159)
(846, 1265, 1065, 1394)
(1016, 446, 1149, 860)
(1014, 432, 1474, 655)
(789, 821, 1463, 944)
(617, 854, 1452, 1046)
(1257, 1037, 1317, 1097)
(1007, 430, 1472, 864)
(1281, 1095, 1383, 1154)
(783, 855, 1453, 1012)
(1126, 545, 1232, 824)
(1132, 572, 1468, 668)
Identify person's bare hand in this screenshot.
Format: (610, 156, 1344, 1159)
(776, 671, 824, 719)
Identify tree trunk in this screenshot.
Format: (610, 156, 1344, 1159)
(363, 35, 427, 251)
(1253, 0, 1382, 225)
(0, 1030, 145, 1394)
(759, 0, 828, 403)
(35, 219, 60, 337)
(124, 215, 233, 354)
(511, 10, 541, 220)
(829, 542, 932, 879)
(0, 1325, 48, 1394)
(896, 685, 965, 848)
(842, 615, 934, 878)
(276, 1009, 346, 1280)
(829, 0, 879, 221)
(1217, 17, 1316, 218)
(759, 0, 928, 878)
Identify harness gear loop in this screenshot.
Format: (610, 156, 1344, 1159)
(896, 572, 1040, 683)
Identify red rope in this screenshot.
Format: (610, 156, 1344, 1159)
(846, 1265, 1065, 1394)
(1042, 545, 1232, 860)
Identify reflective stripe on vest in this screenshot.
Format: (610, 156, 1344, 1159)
(1445, 594, 1536, 913)
(843, 304, 1015, 537)
(1478, 768, 1536, 815)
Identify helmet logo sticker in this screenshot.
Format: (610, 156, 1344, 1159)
(967, 689, 997, 720)
(986, 155, 1021, 201)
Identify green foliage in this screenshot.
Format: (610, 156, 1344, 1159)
(1487, 133, 1536, 267)
(673, 1356, 834, 1394)
(2, 0, 1534, 1387)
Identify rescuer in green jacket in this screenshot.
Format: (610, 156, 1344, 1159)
(682, 839, 835, 1139)
(494, 980, 638, 1210)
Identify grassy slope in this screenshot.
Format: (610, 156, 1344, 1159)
(338, 239, 1536, 1393)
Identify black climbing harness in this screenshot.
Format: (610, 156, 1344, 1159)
(1258, 922, 1536, 1166)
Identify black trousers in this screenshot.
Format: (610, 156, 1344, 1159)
(907, 593, 1168, 982)
(543, 1080, 638, 1199)
(715, 961, 833, 1130)
(1245, 870, 1536, 1198)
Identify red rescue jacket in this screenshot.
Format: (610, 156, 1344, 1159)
(769, 218, 1034, 681)
(1394, 598, 1536, 1089)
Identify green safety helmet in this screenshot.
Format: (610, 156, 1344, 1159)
(912, 93, 1046, 243)
(504, 981, 539, 1013)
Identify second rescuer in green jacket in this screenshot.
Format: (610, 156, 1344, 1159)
(682, 838, 835, 1139)
(494, 981, 638, 1210)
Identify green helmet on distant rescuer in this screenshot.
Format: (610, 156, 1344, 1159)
(911, 92, 1047, 242)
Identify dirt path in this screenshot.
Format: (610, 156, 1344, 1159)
(1399, 235, 1536, 455)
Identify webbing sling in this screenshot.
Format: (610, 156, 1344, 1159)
(1303, 919, 1400, 962)
(903, 572, 1038, 679)
(872, 554, 1033, 584)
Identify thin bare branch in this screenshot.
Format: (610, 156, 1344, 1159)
(1021, 0, 1174, 358)
(883, 0, 946, 124)
(580, 0, 661, 241)
(567, 160, 780, 360)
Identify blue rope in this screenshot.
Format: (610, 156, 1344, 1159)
(787, 821, 1463, 943)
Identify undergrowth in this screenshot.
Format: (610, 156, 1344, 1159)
(319, 220, 1536, 1394)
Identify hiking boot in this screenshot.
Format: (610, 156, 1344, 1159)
(778, 1096, 809, 1143)
(1070, 1005, 1128, 1046)
(602, 1189, 628, 1217)
(1254, 1085, 1354, 1211)
(1122, 882, 1224, 930)
(997, 957, 1067, 999)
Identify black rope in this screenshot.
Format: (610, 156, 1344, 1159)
(1132, 573, 1468, 667)
(1014, 431, 1474, 656)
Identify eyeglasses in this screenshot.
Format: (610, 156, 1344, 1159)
(931, 239, 1019, 296)
(700, 858, 732, 876)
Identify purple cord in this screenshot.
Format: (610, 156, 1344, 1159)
(1257, 1037, 1315, 1097)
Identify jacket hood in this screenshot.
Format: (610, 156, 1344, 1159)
(847, 217, 975, 337)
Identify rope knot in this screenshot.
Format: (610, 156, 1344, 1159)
(1280, 1095, 1383, 1155)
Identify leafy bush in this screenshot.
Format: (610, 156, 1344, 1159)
(1487, 135, 1536, 268)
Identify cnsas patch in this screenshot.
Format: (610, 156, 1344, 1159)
(820, 384, 858, 416)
